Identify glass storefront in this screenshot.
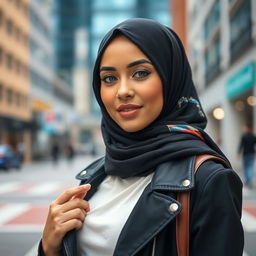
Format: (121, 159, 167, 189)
(230, 0, 252, 61)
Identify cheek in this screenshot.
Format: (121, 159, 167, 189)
(100, 87, 115, 112)
(142, 79, 163, 105)
(100, 88, 107, 106)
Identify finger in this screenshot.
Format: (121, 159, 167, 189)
(73, 190, 88, 200)
(60, 198, 90, 213)
(55, 184, 91, 205)
(59, 208, 86, 223)
(72, 184, 92, 200)
(61, 219, 84, 233)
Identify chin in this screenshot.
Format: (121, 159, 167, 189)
(119, 124, 146, 133)
(122, 128, 140, 133)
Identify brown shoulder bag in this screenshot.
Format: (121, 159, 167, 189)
(176, 154, 231, 256)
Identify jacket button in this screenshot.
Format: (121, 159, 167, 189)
(182, 179, 191, 187)
(169, 203, 179, 212)
(80, 170, 87, 176)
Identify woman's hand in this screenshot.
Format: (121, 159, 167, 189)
(42, 184, 91, 256)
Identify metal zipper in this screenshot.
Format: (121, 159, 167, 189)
(152, 238, 156, 256)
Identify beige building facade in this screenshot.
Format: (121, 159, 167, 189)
(0, 0, 31, 162)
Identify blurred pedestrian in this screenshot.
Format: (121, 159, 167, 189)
(90, 142, 97, 157)
(39, 19, 243, 256)
(66, 142, 75, 162)
(18, 142, 25, 163)
(51, 142, 60, 165)
(238, 124, 256, 189)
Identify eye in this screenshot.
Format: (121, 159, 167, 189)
(133, 70, 151, 79)
(101, 75, 117, 84)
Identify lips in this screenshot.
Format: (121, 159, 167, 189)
(117, 104, 142, 118)
(117, 104, 142, 111)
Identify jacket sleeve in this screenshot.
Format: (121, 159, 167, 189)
(37, 240, 45, 256)
(37, 239, 67, 256)
(190, 161, 244, 256)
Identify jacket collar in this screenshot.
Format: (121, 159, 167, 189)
(76, 156, 105, 182)
(76, 155, 196, 192)
(151, 155, 196, 191)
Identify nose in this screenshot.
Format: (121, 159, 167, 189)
(116, 79, 134, 100)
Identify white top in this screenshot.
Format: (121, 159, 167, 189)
(77, 173, 153, 256)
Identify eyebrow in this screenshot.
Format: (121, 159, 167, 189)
(99, 59, 152, 72)
(127, 59, 152, 68)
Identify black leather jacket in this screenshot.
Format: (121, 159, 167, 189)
(38, 156, 244, 256)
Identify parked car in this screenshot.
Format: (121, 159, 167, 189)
(0, 144, 22, 171)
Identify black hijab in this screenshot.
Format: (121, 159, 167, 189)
(93, 18, 228, 178)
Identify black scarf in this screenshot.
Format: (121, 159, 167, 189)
(92, 18, 228, 178)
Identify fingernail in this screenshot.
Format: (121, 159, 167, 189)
(82, 184, 91, 189)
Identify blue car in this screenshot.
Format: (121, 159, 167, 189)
(0, 144, 22, 171)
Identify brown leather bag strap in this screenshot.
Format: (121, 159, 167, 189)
(176, 154, 231, 256)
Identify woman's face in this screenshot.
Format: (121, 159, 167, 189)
(100, 36, 163, 132)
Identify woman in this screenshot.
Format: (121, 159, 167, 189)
(39, 18, 244, 256)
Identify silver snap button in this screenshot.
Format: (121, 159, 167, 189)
(169, 203, 179, 212)
(182, 179, 191, 187)
(80, 170, 87, 176)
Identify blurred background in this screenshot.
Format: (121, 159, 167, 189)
(0, 0, 254, 169)
(0, 0, 255, 255)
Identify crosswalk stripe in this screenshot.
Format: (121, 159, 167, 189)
(0, 182, 21, 194)
(0, 225, 43, 232)
(26, 182, 61, 195)
(242, 210, 256, 232)
(0, 203, 30, 225)
(0, 182, 70, 196)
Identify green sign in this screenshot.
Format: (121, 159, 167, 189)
(226, 62, 255, 99)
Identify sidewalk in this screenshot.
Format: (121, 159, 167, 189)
(236, 168, 256, 202)
(0, 154, 100, 183)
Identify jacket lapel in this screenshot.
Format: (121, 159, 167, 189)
(113, 184, 181, 256)
(113, 156, 196, 256)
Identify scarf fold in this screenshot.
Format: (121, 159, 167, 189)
(92, 18, 228, 178)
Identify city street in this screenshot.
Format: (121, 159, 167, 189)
(0, 155, 97, 256)
(0, 155, 255, 256)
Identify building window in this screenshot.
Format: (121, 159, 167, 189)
(143, 0, 169, 10)
(23, 33, 28, 46)
(16, 0, 21, 9)
(16, 59, 21, 74)
(0, 84, 3, 101)
(93, 0, 136, 9)
(22, 64, 28, 77)
(0, 9, 3, 26)
(147, 11, 170, 26)
(204, 0, 220, 40)
(230, 0, 252, 62)
(204, 36, 220, 85)
(23, 3, 28, 16)
(0, 47, 3, 64)
(23, 95, 27, 108)
(92, 13, 132, 35)
(7, 89, 13, 104)
(15, 27, 20, 40)
(16, 93, 20, 106)
(6, 53, 13, 69)
(6, 19, 13, 35)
